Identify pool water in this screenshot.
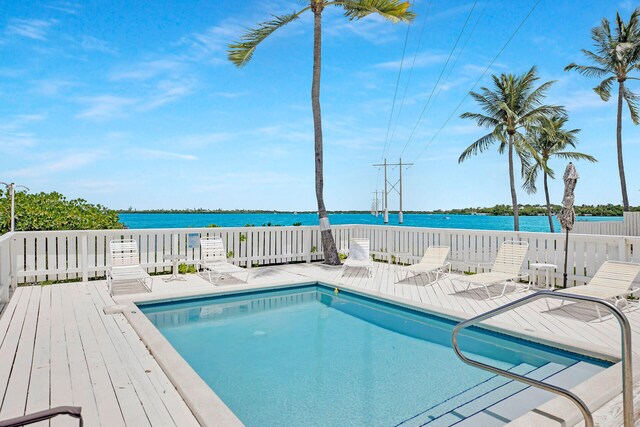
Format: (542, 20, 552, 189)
(140, 285, 610, 426)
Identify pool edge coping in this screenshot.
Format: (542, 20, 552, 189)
(119, 277, 628, 426)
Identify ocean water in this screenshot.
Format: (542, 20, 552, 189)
(119, 212, 620, 233)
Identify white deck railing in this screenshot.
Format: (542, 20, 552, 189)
(573, 212, 640, 236)
(1, 225, 639, 298)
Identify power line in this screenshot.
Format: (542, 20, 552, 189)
(380, 5, 413, 162)
(387, 0, 431, 156)
(398, 0, 479, 158)
(403, 0, 488, 151)
(410, 0, 542, 165)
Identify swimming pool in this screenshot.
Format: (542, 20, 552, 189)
(139, 284, 611, 426)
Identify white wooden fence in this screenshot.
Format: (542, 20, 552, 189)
(1, 225, 639, 302)
(573, 212, 640, 236)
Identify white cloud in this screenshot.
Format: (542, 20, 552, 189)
(6, 18, 57, 41)
(139, 80, 194, 110)
(44, 2, 82, 15)
(132, 148, 198, 161)
(31, 79, 77, 96)
(376, 53, 449, 70)
(559, 90, 609, 111)
(110, 59, 184, 81)
(2, 151, 103, 178)
(78, 35, 117, 54)
(76, 95, 138, 119)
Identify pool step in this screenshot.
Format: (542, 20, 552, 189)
(395, 363, 537, 426)
(397, 362, 569, 427)
(426, 362, 569, 426)
(451, 361, 603, 427)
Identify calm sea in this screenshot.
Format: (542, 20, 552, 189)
(118, 213, 620, 233)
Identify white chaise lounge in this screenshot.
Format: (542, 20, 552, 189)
(197, 236, 249, 285)
(107, 239, 153, 295)
(552, 260, 640, 321)
(342, 238, 373, 277)
(453, 240, 529, 299)
(396, 246, 451, 284)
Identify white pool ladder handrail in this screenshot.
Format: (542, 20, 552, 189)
(451, 290, 634, 427)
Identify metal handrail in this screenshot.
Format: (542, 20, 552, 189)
(451, 290, 634, 427)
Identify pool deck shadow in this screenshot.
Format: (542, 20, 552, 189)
(0, 261, 638, 426)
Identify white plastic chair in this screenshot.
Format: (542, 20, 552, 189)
(107, 239, 152, 295)
(197, 237, 248, 285)
(342, 238, 373, 277)
(552, 260, 640, 321)
(397, 246, 451, 285)
(454, 240, 529, 299)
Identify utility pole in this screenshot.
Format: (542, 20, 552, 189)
(372, 158, 413, 224)
(0, 182, 29, 232)
(371, 191, 383, 217)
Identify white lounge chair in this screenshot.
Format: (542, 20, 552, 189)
(453, 240, 529, 299)
(197, 237, 248, 285)
(552, 260, 640, 321)
(342, 238, 373, 277)
(396, 246, 451, 284)
(107, 239, 153, 295)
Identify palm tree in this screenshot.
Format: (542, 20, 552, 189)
(523, 115, 597, 232)
(459, 67, 563, 231)
(227, 1, 414, 265)
(565, 9, 640, 212)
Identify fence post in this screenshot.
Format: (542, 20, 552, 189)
(619, 237, 628, 262)
(80, 233, 89, 282)
(0, 237, 9, 303)
(246, 231, 253, 269)
(304, 227, 312, 263)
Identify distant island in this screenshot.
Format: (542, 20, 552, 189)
(118, 204, 639, 217)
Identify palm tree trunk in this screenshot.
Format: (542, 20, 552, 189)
(508, 133, 519, 231)
(543, 170, 554, 233)
(311, 3, 339, 265)
(616, 80, 630, 212)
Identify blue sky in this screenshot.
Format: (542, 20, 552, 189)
(1, 0, 639, 211)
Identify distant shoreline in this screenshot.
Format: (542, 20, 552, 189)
(117, 205, 634, 217)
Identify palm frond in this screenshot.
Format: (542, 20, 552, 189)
(458, 132, 498, 163)
(338, 0, 416, 22)
(593, 76, 615, 101)
(624, 86, 640, 124)
(553, 152, 598, 162)
(228, 11, 303, 67)
(459, 112, 500, 128)
(564, 63, 610, 78)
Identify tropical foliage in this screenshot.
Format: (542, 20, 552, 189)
(228, 0, 414, 264)
(0, 190, 123, 234)
(459, 66, 563, 231)
(565, 8, 640, 211)
(523, 115, 596, 232)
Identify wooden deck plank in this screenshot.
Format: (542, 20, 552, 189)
(25, 285, 51, 426)
(89, 283, 198, 427)
(50, 284, 75, 427)
(59, 284, 101, 425)
(76, 285, 152, 427)
(0, 286, 40, 420)
(0, 287, 32, 415)
(68, 283, 126, 426)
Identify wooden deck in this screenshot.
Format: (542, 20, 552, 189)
(0, 261, 639, 426)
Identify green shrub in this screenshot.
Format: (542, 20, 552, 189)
(0, 190, 123, 233)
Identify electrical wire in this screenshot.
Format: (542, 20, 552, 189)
(410, 0, 542, 166)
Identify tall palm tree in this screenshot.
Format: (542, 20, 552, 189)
(228, 1, 414, 265)
(565, 9, 640, 212)
(523, 115, 597, 232)
(459, 66, 563, 231)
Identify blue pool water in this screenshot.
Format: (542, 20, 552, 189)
(140, 285, 610, 426)
(119, 212, 620, 233)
